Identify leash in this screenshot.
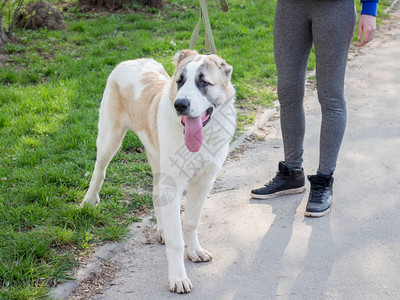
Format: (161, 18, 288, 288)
(189, 0, 229, 55)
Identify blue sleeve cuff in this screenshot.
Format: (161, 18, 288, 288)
(361, 1, 378, 16)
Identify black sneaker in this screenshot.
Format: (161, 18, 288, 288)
(304, 174, 334, 218)
(251, 161, 306, 199)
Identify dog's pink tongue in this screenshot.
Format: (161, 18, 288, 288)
(184, 116, 203, 152)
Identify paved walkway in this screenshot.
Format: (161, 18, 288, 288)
(66, 5, 400, 300)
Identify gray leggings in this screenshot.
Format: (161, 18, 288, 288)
(274, 0, 356, 175)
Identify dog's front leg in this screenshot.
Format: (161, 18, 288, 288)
(183, 169, 218, 263)
(156, 186, 192, 294)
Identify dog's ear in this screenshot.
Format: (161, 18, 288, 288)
(208, 54, 233, 82)
(173, 50, 199, 67)
(221, 61, 233, 81)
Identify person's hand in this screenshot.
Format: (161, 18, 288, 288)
(357, 14, 377, 47)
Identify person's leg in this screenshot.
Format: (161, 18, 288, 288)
(274, 0, 313, 170)
(311, 0, 357, 175)
(251, 0, 312, 199)
(305, 0, 356, 217)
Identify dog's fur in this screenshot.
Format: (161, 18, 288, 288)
(81, 50, 236, 293)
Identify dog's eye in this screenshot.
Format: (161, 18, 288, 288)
(200, 79, 210, 87)
(177, 76, 185, 88)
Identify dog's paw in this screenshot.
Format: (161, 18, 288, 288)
(169, 276, 193, 294)
(185, 246, 213, 263)
(79, 195, 100, 208)
(153, 225, 165, 244)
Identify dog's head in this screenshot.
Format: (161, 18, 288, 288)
(170, 50, 235, 152)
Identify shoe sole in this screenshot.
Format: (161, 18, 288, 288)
(304, 202, 333, 218)
(250, 186, 306, 200)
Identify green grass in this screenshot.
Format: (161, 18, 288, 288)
(0, 0, 391, 298)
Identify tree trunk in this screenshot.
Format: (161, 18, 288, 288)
(0, 15, 8, 46)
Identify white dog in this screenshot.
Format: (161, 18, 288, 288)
(81, 50, 236, 293)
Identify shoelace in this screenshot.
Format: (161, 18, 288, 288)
(309, 185, 327, 203)
(264, 171, 285, 187)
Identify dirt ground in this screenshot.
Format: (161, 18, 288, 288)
(52, 2, 400, 299)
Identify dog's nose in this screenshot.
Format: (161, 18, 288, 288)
(174, 98, 190, 113)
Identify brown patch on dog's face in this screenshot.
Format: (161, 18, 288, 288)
(170, 50, 199, 103)
(207, 54, 233, 85)
(197, 55, 235, 107)
(173, 50, 199, 67)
